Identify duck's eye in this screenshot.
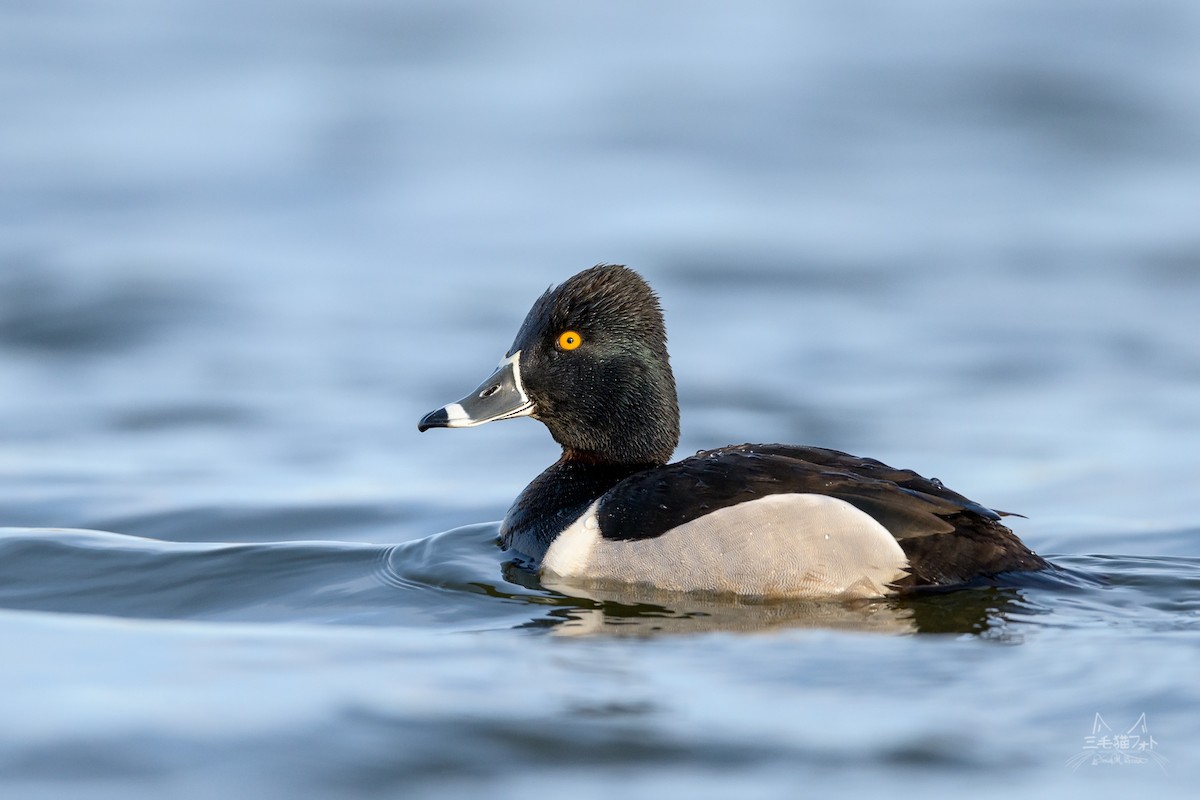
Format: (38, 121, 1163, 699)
(557, 330, 583, 351)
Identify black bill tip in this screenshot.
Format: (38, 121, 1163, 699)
(417, 407, 450, 432)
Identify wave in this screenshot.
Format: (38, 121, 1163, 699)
(2, 526, 1197, 637)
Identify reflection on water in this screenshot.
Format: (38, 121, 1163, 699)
(531, 565, 1095, 638)
(537, 589, 920, 637)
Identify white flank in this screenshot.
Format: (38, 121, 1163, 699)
(541, 493, 911, 599)
(541, 500, 602, 579)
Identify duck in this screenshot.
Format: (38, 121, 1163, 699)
(418, 264, 1047, 598)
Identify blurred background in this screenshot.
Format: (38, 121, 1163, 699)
(2, 0, 1198, 549)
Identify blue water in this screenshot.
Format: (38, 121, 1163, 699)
(2, 1, 1199, 797)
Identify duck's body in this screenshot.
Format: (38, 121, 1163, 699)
(419, 265, 1046, 598)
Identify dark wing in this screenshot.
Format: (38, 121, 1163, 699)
(596, 444, 1046, 588)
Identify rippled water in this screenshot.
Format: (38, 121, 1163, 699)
(2, 1, 1199, 797)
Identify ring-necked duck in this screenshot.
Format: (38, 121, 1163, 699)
(419, 264, 1046, 598)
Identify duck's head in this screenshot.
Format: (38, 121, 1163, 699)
(418, 264, 680, 465)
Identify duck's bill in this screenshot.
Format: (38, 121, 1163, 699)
(418, 351, 535, 431)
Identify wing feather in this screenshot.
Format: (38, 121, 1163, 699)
(596, 444, 1046, 588)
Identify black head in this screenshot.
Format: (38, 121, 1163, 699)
(419, 264, 680, 465)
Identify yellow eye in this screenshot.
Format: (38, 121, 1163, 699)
(557, 330, 583, 350)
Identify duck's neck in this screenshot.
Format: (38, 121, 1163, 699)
(500, 451, 659, 561)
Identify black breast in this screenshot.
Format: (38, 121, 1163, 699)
(500, 455, 656, 560)
(595, 444, 1047, 589)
